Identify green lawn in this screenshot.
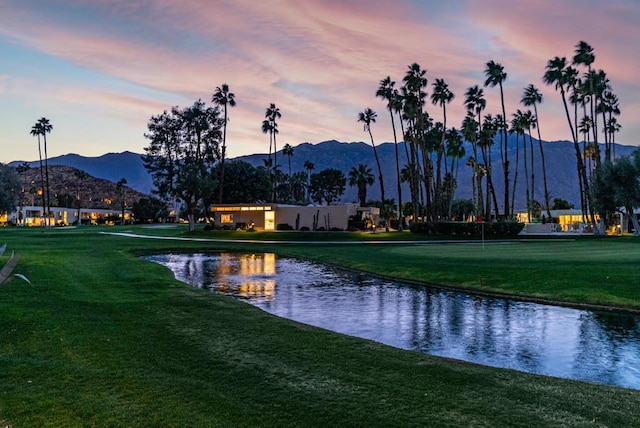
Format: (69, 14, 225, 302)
(1, 225, 640, 427)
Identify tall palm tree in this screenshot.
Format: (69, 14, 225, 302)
(464, 87, 487, 217)
(484, 60, 509, 218)
(521, 84, 551, 219)
(376, 76, 404, 230)
(573, 41, 597, 159)
(282, 143, 294, 201)
(431, 78, 455, 213)
(303, 160, 314, 203)
(212, 83, 236, 203)
(30, 123, 46, 225)
(348, 163, 375, 206)
(265, 103, 281, 202)
(544, 56, 590, 223)
(510, 111, 526, 216)
(357, 108, 388, 231)
(37, 118, 53, 225)
(282, 143, 294, 177)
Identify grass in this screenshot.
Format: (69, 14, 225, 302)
(0, 225, 639, 426)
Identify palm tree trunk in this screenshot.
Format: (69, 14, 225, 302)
(43, 135, 51, 227)
(368, 129, 387, 231)
(389, 110, 403, 230)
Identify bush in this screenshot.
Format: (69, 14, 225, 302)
(276, 223, 294, 231)
(409, 221, 524, 237)
(299, 226, 310, 231)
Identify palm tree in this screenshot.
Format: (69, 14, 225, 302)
(37, 117, 53, 226)
(544, 56, 590, 223)
(303, 160, 314, 203)
(212, 83, 236, 203)
(282, 143, 294, 177)
(510, 111, 526, 216)
(357, 107, 388, 231)
(282, 143, 294, 201)
(464, 87, 487, 217)
(348, 163, 375, 206)
(484, 61, 509, 218)
(573, 41, 597, 158)
(521, 84, 551, 220)
(264, 103, 281, 202)
(377, 76, 404, 230)
(431, 78, 455, 214)
(29, 123, 46, 225)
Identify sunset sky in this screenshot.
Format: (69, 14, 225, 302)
(1, 0, 639, 164)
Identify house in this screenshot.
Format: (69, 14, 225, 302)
(210, 203, 380, 231)
(2, 205, 133, 226)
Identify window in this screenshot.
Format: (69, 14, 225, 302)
(221, 214, 234, 224)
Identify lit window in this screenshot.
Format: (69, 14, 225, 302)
(221, 214, 234, 224)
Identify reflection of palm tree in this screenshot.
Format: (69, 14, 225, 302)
(212, 83, 236, 203)
(358, 107, 388, 231)
(348, 164, 375, 207)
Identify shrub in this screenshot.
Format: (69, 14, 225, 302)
(276, 223, 294, 231)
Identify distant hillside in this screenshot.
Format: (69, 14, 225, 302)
(237, 138, 638, 209)
(10, 140, 639, 208)
(17, 165, 149, 210)
(11, 151, 154, 195)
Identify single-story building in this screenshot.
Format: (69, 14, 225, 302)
(2, 205, 133, 226)
(210, 203, 380, 231)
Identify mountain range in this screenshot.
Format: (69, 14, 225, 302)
(10, 138, 639, 209)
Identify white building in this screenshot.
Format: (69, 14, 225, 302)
(3, 205, 133, 226)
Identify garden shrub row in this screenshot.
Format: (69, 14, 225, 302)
(409, 221, 524, 237)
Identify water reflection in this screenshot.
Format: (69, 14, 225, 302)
(145, 252, 640, 390)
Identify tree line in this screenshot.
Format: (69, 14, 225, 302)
(358, 40, 623, 233)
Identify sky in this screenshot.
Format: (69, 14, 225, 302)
(1, 0, 639, 164)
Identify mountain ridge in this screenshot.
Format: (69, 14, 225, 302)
(10, 139, 639, 208)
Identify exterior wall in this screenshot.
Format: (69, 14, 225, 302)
(211, 203, 377, 231)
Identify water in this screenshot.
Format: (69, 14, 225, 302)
(145, 252, 640, 389)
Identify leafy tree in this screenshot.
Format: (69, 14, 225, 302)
(211, 160, 270, 204)
(132, 196, 167, 223)
(0, 164, 20, 216)
(450, 199, 475, 221)
(551, 198, 574, 210)
(144, 100, 221, 231)
(348, 163, 375, 206)
(591, 153, 640, 234)
(211, 83, 236, 203)
(309, 168, 346, 205)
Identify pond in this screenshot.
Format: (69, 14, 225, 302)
(144, 252, 640, 390)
